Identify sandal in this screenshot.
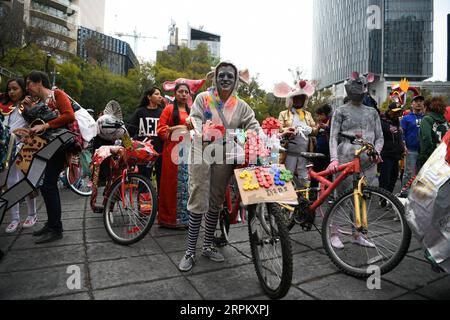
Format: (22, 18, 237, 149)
(23, 215, 38, 229)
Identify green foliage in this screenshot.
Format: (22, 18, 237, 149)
(308, 89, 333, 118)
(154, 43, 215, 88)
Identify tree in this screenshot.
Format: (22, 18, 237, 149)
(238, 75, 269, 122)
(0, 2, 25, 59)
(154, 43, 216, 87)
(307, 88, 333, 117)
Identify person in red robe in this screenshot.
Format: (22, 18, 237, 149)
(157, 83, 191, 229)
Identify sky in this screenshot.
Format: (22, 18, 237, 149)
(104, 0, 450, 91)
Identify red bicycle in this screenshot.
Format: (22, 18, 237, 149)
(282, 133, 411, 278)
(90, 121, 159, 245)
(214, 177, 247, 247)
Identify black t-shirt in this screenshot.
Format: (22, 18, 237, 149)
(127, 106, 164, 153)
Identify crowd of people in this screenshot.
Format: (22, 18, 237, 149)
(1, 65, 449, 272)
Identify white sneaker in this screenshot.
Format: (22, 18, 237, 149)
(23, 215, 38, 229)
(331, 235, 344, 249)
(6, 220, 21, 234)
(351, 235, 376, 248)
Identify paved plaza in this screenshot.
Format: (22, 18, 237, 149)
(0, 189, 449, 300)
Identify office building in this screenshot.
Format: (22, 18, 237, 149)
(312, 0, 433, 105)
(77, 26, 138, 76)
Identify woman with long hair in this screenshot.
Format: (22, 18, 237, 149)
(127, 87, 164, 190)
(157, 83, 191, 229)
(1, 78, 37, 233)
(24, 71, 75, 244)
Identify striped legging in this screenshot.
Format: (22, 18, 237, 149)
(186, 211, 220, 256)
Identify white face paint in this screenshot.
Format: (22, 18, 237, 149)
(216, 65, 236, 96)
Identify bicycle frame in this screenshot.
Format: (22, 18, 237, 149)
(280, 142, 374, 233)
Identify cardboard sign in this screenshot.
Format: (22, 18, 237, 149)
(234, 165, 298, 206)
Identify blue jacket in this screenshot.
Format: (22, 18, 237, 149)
(401, 113, 424, 152)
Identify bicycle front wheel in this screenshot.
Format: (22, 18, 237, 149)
(67, 152, 92, 197)
(103, 173, 157, 245)
(322, 186, 411, 278)
(248, 203, 293, 299)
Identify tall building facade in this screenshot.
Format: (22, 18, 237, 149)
(313, 0, 433, 105)
(77, 27, 138, 76)
(188, 26, 221, 59)
(78, 0, 105, 33)
(448, 14, 450, 81)
(25, 0, 80, 55)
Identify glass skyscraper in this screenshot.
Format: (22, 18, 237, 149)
(313, 0, 433, 89)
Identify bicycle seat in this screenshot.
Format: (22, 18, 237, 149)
(300, 152, 327, 160)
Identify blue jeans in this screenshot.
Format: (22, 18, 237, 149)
(403, 151, 419, 187)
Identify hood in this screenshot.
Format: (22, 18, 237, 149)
(427, 112, 447, 123)
(206, 61, 250, 97)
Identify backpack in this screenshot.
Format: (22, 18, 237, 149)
(432, 121, 450, 147)
(51, 89, 97, 149)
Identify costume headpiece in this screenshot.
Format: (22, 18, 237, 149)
(273, 80, 316, 108)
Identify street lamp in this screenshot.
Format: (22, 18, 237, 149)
(45, 53, 51, 74)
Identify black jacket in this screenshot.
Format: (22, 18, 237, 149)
(381, 116, 405, 160)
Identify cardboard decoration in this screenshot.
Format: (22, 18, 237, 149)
(15, 135, 47, 175)
(234, 165, 298, 206)
(0, 130, 75, 225)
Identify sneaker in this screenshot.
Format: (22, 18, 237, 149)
(379, 199, 387, 209)
(202, 247, 225, 263)
(331, 235, 345, 249)
(351, 235, 376, 248)
(5, 220, 20, 234)
(179, 253, 195, 272)
(23, 215, 38, 229)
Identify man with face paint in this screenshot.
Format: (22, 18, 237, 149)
(327, 72, 384, 249)
(179, 62, 262, 272)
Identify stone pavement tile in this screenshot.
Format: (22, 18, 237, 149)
(87, 238, 163, 262)
(21, 219, 84, 235)
(292, 251, 339, 285)
(227, 226, 251, 245)
(416, 277, 450, 300)
(48, 293, 92, 300)
(154, 232, 204, 253)
(407, 249, 428, 262)
(187, 264, 265, 300)
(394, 293, 430, 300)
(248, 286, 316, 300)
(0, 245, 85, 273)
(85, 217, 106, 230)
(89, 254, 180, 290)
(231, 239, 311, 259)
(93, 277, 202, 300)
(11, 231, 83, 251)
(0, 234, 16, 251)
(408, 237, 423, 253)
(0, 264, 88, 300)
(299, 273, 407, 300)
(167, 245, 251, 275)
(383, 257, 445, 290)
(85, 227, 114, 243)
(290, 231, 324, 250)
(150, 225, 192, 238)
